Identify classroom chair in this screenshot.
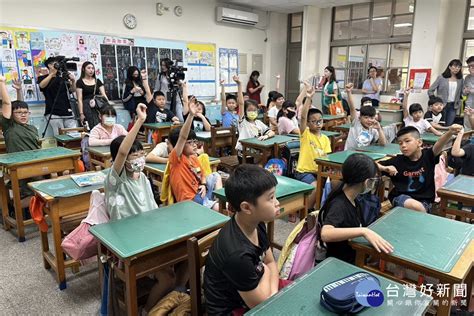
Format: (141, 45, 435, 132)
(58, 126, 86, 135)
(186, 229, 220, 316)
(209, 125, 237, 157)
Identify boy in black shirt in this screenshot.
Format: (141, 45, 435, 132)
(424, 96, 448, 130)
(451, 127, 474, 176)
(203, 165, 280, 315)
(143, 71, 179, 124)
(377, 125, 462, 212)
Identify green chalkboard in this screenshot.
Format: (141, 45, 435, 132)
(246, 257, 431, 316)
(352, 207, 474, 273)
(240, 135, 296, 147)
(357, 143, 401, 156)
(0, 147, 79, 166)
(89, 201, 229, 259)
(442, 175, 474, 196)
(316, 150, 386, 164)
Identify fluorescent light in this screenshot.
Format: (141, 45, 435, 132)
(372, 17, 389, 21)
(394, 23, 412, 28)
(469, 17, 474, 20)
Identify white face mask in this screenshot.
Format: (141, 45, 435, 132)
(360, 178, 377, 195)
(125, 156, 146, 173)
(103, 116, 116, 126)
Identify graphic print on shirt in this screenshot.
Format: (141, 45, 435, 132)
(356, 130, 373, 147)
(155, 111, 167, 123)
(404, 167, 425, 192)
(194, 120, 204, 132)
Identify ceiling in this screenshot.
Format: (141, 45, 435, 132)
(224, 0, 370, 13)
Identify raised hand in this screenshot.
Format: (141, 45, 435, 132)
(345, 83, 354, 92)
(12, 79, 22, 90)
(219, 79, 225, 86)
(232, 75, 241, 84)
(136, 103, 147, 121)
(0, 75, 6, 83)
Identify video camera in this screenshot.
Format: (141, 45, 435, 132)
(53, 56, 80, 79)
(168, 60, 187, 88)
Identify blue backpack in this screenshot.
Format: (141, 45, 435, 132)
(264, 158, 287, 176)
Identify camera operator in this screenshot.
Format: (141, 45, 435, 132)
(38, 56, 78, 136)
(154, 58, 184, 122)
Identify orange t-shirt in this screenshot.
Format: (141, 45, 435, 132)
(169, 149, 203, 202)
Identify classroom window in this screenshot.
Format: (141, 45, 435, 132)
(330, 0, 414, 92)
(290, 12, 303, 43)
(462, 0, 474, 72)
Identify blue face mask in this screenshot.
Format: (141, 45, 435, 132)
(103, 116, 116, 127)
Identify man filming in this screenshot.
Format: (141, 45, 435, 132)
(154, 58, 184, 121)
(38, 56, 78, 136)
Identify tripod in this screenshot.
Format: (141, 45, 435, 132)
(169, 84, 184, 119)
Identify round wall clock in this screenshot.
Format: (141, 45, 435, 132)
(123, 13, 137, 29)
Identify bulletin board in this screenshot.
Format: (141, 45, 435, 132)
(219, 47, 239, 87)
(408, 68, 431, 89)
(0, 25, 217, 103)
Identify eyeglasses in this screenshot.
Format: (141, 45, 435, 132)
(13, 111, 31, 116)
(308, 119, 323, 125)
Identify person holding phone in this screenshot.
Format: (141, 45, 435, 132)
(362, 66, 383, 107)
(463, 56, 474, 130)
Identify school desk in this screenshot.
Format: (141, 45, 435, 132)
(143, 122, 181, 145)
(379, 108, 404, 123)
(28, 172, 105, 289)
(314, 150, 387, 210)
(90, 201, 228, 316)
(322, 114, 347, 130)
(357, 143, 402, 156)
(0, 147, 81, 242)
(213, 175, 314, 250)
(331, 121, 402, 133)
(350, 207, 474, 316)
(88, 143, 152, 170)
(421, 132, 440, 145)
(54, 134, 82, 150)
(195, 130, 235, 156)
(437, 175, 474, 222)
(246, 257, 432, 316)
(239, 135, 295, 165)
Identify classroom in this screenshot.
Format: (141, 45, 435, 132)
(0, 0, 473, 315)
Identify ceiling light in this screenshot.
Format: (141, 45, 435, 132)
(372, 17, 389, 21)
(394, 23, 412, 28)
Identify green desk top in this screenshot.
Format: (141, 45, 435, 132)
(357, 143, 401, 156)
(288, 131, 341, 138)
(441, 175, 474, 196)
(145, 157, 219, 173)
(316, 150, 386, 164)
(54, 134, 82, 142)
(0, 147, 79, 166)
(352, 207, 473, 273)
(322, 114, 346, 120)
(379, 108, 403, 113)
(421, 133, 440, 144)
(143, 122, 174, 129)
(334, 121, 398, 131)
(88, 146, 110, 155)
(214, 175, 314, 202)
(246, 257, 431, 316)
(196, 131, 211, 142)
(240, 135, 295, 147)
(89, 201, 229, 259)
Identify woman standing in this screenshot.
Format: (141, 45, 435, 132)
(362, 66, 383, 107)
(428, 59, 463, 126)
(122, 66, 146, 119)
(321, 66, 340, 114)
(76, 62, 109, 129)
(246, 70, 264, 105)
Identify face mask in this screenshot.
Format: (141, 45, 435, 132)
(103, 116, 116, 126)
(361, 178, 377, 195)
(247, 111, 258, 120)
(125, 156, 146, 173)
(286, 110, 296, 119)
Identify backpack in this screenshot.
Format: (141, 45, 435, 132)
(264, 158, 286, 176)
(356, 193, 381, 226)
(280, 140, 300, 178)
(81, 136, 91, 171)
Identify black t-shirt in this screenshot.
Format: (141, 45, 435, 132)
(203, 216, 269, 315)
(183, 113, 210, 132)
(322, 192, 362, 264)
(380, 148, 440, 203)
(424, 111, 446, 126)
(460, 143, 474, 176)
(37, 75, 73, 116)
(146, 102, 175, 123)
(76, 78, 104, 100)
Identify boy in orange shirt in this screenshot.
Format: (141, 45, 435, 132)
(168, 97, 222, 210)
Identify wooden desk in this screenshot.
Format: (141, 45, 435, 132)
(331, 121, 401, 134)
(422, 133, 440, 146)
(54, 134, 82, 150)
(214, 175, 313, 250)
(90, 201, 229, 316)
(350, 207, 474, 316)
(357, 143, 401, 157)
(89, 143, 152, 170)
(239, 135, 295, 166)
(143, 122, 180, 145)
(28, 173, 105, 289)
(246, 257, 432, 315)
(314, 150, 386, 210)
(0, 147, 81, 241)
(322, 114, 347, 130)
(437, 175, 474, 222)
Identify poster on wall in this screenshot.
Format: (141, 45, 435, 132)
(408, 68, 431, 90)
(219, 47, 238, 87)
(117, 45, 131, 98)
(146, 47, 159, 90)
(186, 43, 216, 98)
(100, 44, 119, 100)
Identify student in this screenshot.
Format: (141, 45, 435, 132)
(168, 98, 222, 210)
(451, 127, 474, 176)
(267, 92, 285, 132)
(277, 100, 299, 135)
(295, 87, 331, 208)
(203, 164, 280, 315)
(220, 75, 243, 128)
(362, 66, 382, 107)
(377, 124, 462, 213)
(143, 72, 179, 124)
(320, 153, 394, 264)
(88, 105, 128, 147)
(345, 84, 386, 150)
(345, 83, 382, 122)
(146, 140, 172, 164)
(182, 82, 212, 132)
(236, 99, 275, 161)
(402, 89, 442, 136)
(424, 96, 447, 130)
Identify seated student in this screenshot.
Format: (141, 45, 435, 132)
(145, 140, 172, 164)
(203, 164, 280, 315)
(345, 84, 386, 150)
(267, 92, 285, 132)
(451, 127, 474, 176)
(295, 87, 331, 208)
(320, 153, 394, 264)
(377, 124, 462, 213)
(88, 105, 128, 146)
(220, 75, 243, 128)
(168, 98, 222, 211)
(181, 82, 211, 132)
(424, 96, 448, 130)
(345, 83, 382, 122)
(277, 100, 299, 135)
(143, 74, 179, 124)
(402, 89, 442, 136)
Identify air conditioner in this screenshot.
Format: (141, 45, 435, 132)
(216, 7, 259, 26)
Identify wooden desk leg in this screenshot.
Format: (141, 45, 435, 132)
(242, 145, 248, 164)
(40, 228, 51, 270)
(51, 202, 67, 290)
(11, 172, 25, 242)
(354, 250, 366, 267)
(0, 175, 10, 230)
(314, 169, 324, 210)
(436, 284, 453, 316)
(439, 197, 448, 218)
(218, 200, 225, 214)
(125, 263, 138, 316)
(301, 194, 309, 219)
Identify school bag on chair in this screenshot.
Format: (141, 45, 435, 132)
(264, 158, 287, 176)
(280, 140, 300, 178)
